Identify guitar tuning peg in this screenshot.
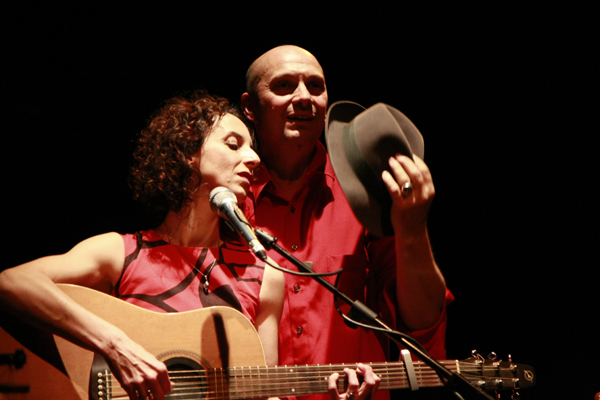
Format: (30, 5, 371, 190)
(511, 390, 521, 400)
(487, 352, 498, 361)
(508, 354, 513, 363)
(471, 349, 484, 364)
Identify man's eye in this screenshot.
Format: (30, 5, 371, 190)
(272, 81, 294, 93)
(309, 81, 325, 92)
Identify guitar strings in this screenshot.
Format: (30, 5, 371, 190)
(101, 360, 511, 399)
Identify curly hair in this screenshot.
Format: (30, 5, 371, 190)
(129, 89, 253, 221)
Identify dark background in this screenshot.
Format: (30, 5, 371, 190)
(2, 3, 598, 399)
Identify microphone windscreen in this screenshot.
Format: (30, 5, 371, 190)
(209, 186, 236, 213)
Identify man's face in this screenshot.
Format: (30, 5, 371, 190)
(246, 47, 328, 151)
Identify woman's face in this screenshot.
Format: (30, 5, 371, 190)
(197, 113, 260, 203)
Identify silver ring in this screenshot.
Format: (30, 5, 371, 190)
(348, 393, 356, 400)
(401, 181, 413, 198)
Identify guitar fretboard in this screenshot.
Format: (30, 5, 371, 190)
(101, 360, 483, 400)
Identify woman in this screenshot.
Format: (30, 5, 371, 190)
(0, 90, 283, 400)
(0, 90, 380, 400)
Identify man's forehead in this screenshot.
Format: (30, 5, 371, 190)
(256, 47, 324, 80)
(267, 61, 324, 79)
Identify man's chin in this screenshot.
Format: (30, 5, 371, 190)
(284, 126, 321, 139)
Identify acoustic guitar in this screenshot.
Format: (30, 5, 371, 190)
(0, 284, 536, 399)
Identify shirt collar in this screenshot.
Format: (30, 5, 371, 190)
(251, 141, 336, 200)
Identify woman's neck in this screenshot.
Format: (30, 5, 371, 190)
(156, 201, 221, 248)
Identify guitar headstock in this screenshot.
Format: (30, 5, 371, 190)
(458, 351, 536, 397)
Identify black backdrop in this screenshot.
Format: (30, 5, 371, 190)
(3, 3, 598, 399)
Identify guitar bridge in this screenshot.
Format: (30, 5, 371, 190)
(90, 353, 110, 400)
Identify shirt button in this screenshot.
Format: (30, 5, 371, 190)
(294, 284, 300, 293)
(297, 326, 303, 334)
(290, 206, 296, 213)
(291, 244, 298, 251)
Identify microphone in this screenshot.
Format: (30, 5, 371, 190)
(209, 187, 267, 261)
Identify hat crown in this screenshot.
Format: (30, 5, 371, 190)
(325, 100, 424, 237)
(352, 103, 419, 175)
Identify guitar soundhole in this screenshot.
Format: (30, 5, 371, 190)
(164, 356, 206, 399)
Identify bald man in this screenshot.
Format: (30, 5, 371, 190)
(241, 45, 452, 400)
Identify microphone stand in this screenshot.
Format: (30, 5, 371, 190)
(255, 228, 494, 400)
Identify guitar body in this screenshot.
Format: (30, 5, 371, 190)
(0, 284, 266, 400)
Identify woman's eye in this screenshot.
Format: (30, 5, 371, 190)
(226, 142, 239, 150)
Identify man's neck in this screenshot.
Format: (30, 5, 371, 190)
(261, 144, 317, 201)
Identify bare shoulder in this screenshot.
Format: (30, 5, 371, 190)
(36, 232, 127, 290)
(0, 232, 126, 295)
(68, 232, 125, 257)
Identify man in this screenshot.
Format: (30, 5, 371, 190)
(241, 45, 452, 399)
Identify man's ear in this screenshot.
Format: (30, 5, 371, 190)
(241, 92, 256, 122)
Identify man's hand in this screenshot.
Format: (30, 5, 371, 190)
(328, 363, 380, 400)
(382, 154, 434, 242)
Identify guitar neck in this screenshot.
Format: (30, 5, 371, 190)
(163, 360, 453, 399)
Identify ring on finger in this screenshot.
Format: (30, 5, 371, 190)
(401, 181, 413, 198)
(348, 393, 356, 400)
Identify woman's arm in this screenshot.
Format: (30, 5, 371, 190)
(0, 232, 172, 399)
(255, 257, 285, 367)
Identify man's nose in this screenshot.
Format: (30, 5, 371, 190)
(292, 82, 312, 107)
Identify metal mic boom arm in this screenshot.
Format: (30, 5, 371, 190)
(254, 228, 494, 400)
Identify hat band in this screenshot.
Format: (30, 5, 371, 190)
(342, 124, 391, 210)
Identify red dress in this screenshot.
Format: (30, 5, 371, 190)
(114, 230, 266, 325)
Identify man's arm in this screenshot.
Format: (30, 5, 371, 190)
(382, 154, 446, 331)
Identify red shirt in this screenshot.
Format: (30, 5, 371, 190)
(244, 143, 452, 399)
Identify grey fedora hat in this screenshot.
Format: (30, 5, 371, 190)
(325, 101, 424, 237)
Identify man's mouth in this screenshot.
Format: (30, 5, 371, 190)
(288, 115, 314, 121)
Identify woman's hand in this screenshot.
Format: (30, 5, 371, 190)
(103, 332, 173, 400)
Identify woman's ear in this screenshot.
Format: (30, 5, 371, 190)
(186, 153, 201, 179)
(185, 154, 203, 195)
(241, 92, 256, 122)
